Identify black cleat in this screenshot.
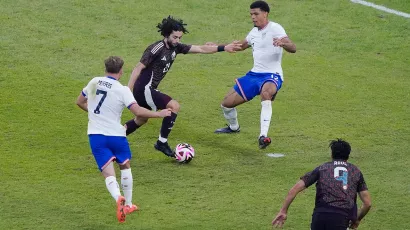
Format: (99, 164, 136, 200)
(214, 125, 240, 134)
(258, 136, 271, 149)
(154, 141, 175, 158)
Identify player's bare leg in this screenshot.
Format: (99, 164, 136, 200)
(119, 162, 139, 214)
(102, 161, 126, 223)
(215, 89, 246, 133)
(125, 117, 148, 136)
(258, 82, 277, 149)
(154, 99, 179, 157)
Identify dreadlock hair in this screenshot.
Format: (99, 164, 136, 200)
(329, 138, 351, 161)
(156, 15, 189, 37)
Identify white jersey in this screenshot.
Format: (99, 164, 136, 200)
(246, 21, 288, 80)
(82, 76, 136, 136)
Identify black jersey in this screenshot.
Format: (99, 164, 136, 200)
(134, 40, 191, 91)
(301, 160, 368, 217)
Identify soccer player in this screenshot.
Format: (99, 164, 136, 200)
(272, 139, 372, 230)
(212, 1, 296, 149)
(125, 16, 241, 157)
(76, 56, 171, 223)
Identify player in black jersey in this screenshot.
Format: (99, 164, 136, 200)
(125, 16, 241, 157)
(272, 139, 372, 230)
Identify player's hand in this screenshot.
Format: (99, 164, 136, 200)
(159, 108, 172, 117)
(205, 42, 217, 46)
(273, 38, 285, 47)
(349, 220, 361, 229)
(272, 211, 287, 228)
(225, 42, 242, 53)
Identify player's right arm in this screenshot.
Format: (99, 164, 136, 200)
(233, 39, 250, 51)
(129, 103, 171, 118)
(76, 79, 95, 112)
(76, 92, 88, 112)
(127, 62, 146, 91)
(205, 39, 249, 51)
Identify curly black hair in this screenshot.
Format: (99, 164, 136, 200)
(250, 1, 270, 13)
(157, 15, 189, 37)
(329, 138, 351, 160)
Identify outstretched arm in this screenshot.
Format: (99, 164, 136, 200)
(128, 62, 146, 91)
(188, 42, 242, 54)
(205, 39, 250, 52)
(273, 37, 296, 53)
(129, 103, 171, 118)
(272, 180, 306, 228)
(76, 92, 88, 112)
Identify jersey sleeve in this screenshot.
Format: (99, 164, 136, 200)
(176, 43, 192, 54)
(82, 78, 97, 98)
(300, 167, 320, 188)
(140, 46, 158, 66)
(357, 172, 368, 192)
(271, 23, 288, 39)
(245, 30, 252, 45)
(121, 86, 137, 108)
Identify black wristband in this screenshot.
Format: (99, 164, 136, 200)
(217, 45, 225, 52)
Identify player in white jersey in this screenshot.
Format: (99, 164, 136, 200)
(213, 1, 296, 149)
(76, 56, 171, 223)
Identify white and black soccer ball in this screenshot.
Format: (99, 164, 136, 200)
(174, 143, 195, 163)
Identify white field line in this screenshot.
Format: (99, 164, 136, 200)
(350, 0, 410, 18)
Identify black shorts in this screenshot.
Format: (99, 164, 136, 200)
(311, 212, 349, 230)
(133, 87, 172, 111)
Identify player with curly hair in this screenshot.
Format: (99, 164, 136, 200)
(125, 16, 241, 157)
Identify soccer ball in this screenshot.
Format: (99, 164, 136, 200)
(174, 143, 195, 163)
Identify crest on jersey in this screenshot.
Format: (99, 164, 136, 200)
(161, 56, 167, 61)
(262, 32, 266, 39)
(171, 51, 176, 60)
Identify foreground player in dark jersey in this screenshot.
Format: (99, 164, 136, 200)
(125, 16, 241, 157)
(272, 139, 372, 230)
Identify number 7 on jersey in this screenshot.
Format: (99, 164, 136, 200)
(94, 89, 107, 114)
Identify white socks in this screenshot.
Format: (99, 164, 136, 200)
(221, 105, 239, 130)
(121, 168, 133, 206)
(260, 100, 272, 137)
(105, 176, 121, 202)
(158, 136, 167, 143)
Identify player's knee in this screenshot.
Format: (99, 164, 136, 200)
(221, 101, 233, 108)
(261, 91, 275, 100)
(167, 100, 180, 113)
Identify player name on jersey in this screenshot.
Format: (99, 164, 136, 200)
(97, 80, 112, 89)
(333, 161, 348, 166)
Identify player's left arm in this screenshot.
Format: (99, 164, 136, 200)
(188, 42, 242, 54)
(272, 180, 306, 228)
(76, 92, 88, 112)
(273, 37, 296, 53)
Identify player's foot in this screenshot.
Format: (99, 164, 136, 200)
(116, 196, 126, 223)
(124, 204, 139, 214)
(258, 136, 271, 149)
(154, 141, 175, 158)
(214, 125, 240, 134)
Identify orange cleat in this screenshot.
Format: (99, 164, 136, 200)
(116, 196, 126, 223)
(124, 204, 139, 214)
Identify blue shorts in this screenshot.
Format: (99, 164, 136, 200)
(88, 134, 132, 171)
(233, 71, 283, 101)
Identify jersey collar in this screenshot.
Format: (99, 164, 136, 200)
(258, 21, 270, 31)
(106, 76, 117, 80)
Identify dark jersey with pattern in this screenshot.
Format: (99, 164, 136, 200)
(300, 161, 368, 217)
(133, 40, 191, 91)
